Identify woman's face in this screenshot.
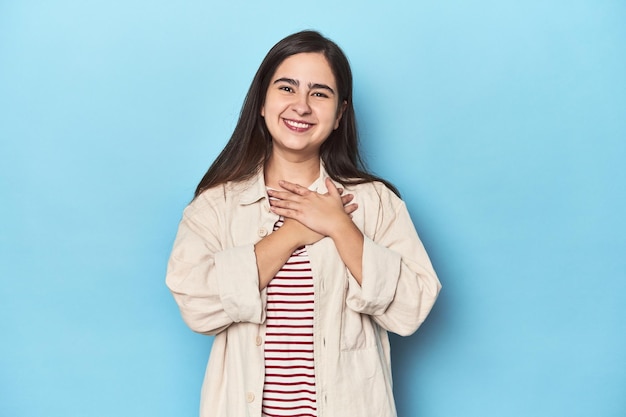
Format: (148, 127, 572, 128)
(261, 52, 345, 160)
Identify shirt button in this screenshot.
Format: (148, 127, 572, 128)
(258, 227, 268, 237)
(246, 392, 255, 403)
(255, 336, 263, 346)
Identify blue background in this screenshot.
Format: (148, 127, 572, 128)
(1, 1, 625, 416)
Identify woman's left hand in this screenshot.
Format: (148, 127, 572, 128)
(267, 178, 357, 239)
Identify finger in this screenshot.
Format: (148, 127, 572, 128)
(267, 188, 300, 201)
(267, 188, 287, 198)
(278, 180, 309, 195)
(267, 189, 282, 199)
(270, 205, 299, 219)
(269, 198, 298, 211)
(325, 178, 340, 197)
(341, 193, 354, 205)
(344, 203, 358, 215)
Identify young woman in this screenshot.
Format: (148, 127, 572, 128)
(166, 30, 441, 417)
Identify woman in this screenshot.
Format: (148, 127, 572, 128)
(166, 30, 441, 417)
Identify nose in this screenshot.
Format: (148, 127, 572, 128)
(291, 92, 312, 115)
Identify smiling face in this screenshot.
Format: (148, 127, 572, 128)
(261, 52, 345, 161)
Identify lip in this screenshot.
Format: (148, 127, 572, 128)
(283, 118, 314, 133)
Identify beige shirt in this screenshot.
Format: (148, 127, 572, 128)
(166, 167, 441, 417)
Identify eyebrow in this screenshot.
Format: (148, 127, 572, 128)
(273, 77, 336, 96)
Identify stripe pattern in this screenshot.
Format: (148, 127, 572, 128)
(262, 218, 317, 417)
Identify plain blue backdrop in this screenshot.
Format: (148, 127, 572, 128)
(1, 1, 624, 416)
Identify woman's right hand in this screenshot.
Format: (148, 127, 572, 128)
(255, 185, 357, 290)
(274, 186, 357, 247)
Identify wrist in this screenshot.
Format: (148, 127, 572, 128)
(281, 219, 322, 249)
(274, 221, 305, 250)
(329, 217, 361, 243)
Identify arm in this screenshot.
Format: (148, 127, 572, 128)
(166, 186, 359, 334)
(254, 219, 319, 290)
(166, 196, 264, 335)
(267, 179, 439, 336)
(345, 184, 441, 336)
(267, 178, 363, 281)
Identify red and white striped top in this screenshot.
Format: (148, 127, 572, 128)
(262, 218, 317, 417)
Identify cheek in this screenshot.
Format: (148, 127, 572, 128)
(320, 105, 341, 125)
(262, 96, 283, 118)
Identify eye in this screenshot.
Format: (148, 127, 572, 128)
(279, 86, 294, 93)
(312, 91, 329, 98)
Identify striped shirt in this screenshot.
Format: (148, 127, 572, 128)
(262, 218, 317, 417)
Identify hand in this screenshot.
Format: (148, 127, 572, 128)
(267, 178, 358, 241)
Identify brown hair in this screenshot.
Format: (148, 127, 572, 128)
(194, 30, 399, 198)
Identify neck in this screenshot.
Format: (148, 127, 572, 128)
(264, 152, 321, 189)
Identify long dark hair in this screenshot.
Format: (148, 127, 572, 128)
(194, 30, 399, 198)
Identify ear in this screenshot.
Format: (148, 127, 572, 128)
(261, 105, 265, 117)
(333, 100, 348, 130)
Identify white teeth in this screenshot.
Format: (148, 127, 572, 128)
(285, 120, 310, 129)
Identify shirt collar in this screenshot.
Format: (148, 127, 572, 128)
(236, 161, 332, 205)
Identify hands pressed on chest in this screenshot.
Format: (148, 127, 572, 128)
(267, 177, 357, 244)
(254, 177, 364, 289)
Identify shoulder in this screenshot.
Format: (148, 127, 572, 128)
(345, 181, 404, 210)
(341, 180, 412, 236)
(182, 184, 228, 223)
(186, 174, 262, 217)
(179, 182, 247, 233)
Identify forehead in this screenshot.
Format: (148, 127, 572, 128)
(271, 52, 337, 87)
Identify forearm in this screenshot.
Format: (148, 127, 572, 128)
(330, 220, 364, 285)
(167, 220, 265, 333)
(254, 225, 302, 290)
(343, 195, 441, 335)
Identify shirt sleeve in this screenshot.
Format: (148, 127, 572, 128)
(165, 199, 265, 335)
(345, 185, 441, 336)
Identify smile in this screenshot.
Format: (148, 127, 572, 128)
(283, 119, 313, 131)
